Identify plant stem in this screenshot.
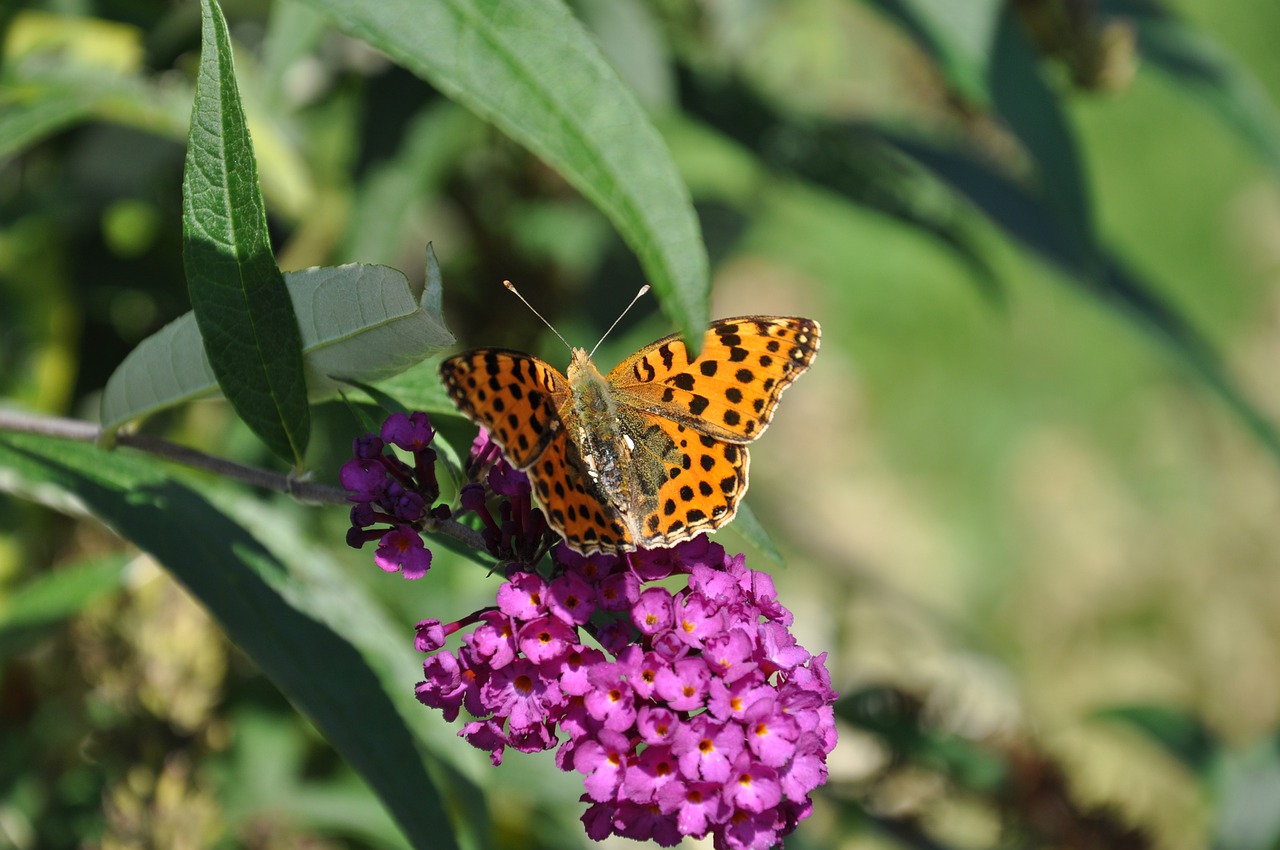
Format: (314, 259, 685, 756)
(0, 409, 487, 551)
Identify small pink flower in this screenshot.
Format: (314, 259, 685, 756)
(575, 729, 632, 803)
(374, 525, 431, 578)
(547, 572, 596, 624)
(497, 572, 546, 620)
(518, 616, 575, 664)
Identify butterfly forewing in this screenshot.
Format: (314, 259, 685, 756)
(607, 317, 820, 443)
(439, 316, 818, 556)
(438, 349, 568, 467)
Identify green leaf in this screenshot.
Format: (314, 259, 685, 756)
(1107, 0, 1280, 176)
(260, 0, 330, 108)
(1094, 704, 1220, 777)
(0, 433, 460, 850)
(881, 132, 1280, 462)
(0, 554, 128, 657)
(99, 263, 454, 433)
(676, 73, 1003, 304)
(988, 8, 1098, 275)
(714, 501, 783, 568)
(295, 0, 709, 344)
(863, 0, 1003, 105)
(183, 0, 310, 464)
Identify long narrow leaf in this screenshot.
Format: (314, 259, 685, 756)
(183, 0, 310, 463)
(883, 132, 1280, 461)
(988, 9, 1099, 275)
(1105, 0, 1280, 176)
(0, 433, 459, 850)
(295, 0, 709, 343)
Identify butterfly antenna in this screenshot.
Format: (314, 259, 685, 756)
(588, 285, 650, 360)
(503, 280, 573, 352)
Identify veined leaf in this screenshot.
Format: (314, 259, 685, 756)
(295, 0, 709, 345)
(183, 0, 309, 464)
(100, 263, 453, 433)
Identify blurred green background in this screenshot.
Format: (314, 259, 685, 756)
(4, 0, 1280, 848)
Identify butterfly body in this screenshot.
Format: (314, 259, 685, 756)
(440, 317, 820, 555)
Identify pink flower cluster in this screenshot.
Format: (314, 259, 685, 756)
(341, 412, 448, 579)
(414, 538, 837, 850)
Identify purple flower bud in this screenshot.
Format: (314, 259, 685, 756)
(650, 629, 689, 663)
(461, 719, 507, 766)
(497, 572, 546, 620)
(636, 705, 679, 746)
(391, 489, 427, 522)
(574, 729, 632, 803)
(596, 570, 640, 612)
(595, 619, 634, 656)
(381, 411, 436, 451)
(703, 629, 758, 682)
(654, 658, 710, 712)
(556, 647, 605, 697)
(584, 665, 636, 732)
(518, 616, 575, 665)
(673, 715, 743, 783)
(725, 753, 782, 813)
(352, 433, 385, 459)
(407, 526, 838, 850)
(673, 592, 724, 650)
(414, 618, 448, 652)
(621, 744, 678, 804)
(744, 696, 801, 768)
(349, 501, 379, 528)
(339, 457, 386, 500)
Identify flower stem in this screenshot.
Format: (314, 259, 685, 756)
(0, 409, 486, 550)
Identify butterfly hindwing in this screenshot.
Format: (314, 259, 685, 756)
(438, 349, 567, 468)
(526, 428, 634, 553)
(440, 316, 818, 556)
(608, 317, 820, 444)
(624, 414, 750, 549)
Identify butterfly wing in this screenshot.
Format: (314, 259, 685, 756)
(606, 317, 820, 444)
(618, 412, 750, 548)
(440, 348, 633, 554)
(438, 349, 568, 468)
(528, 428, 634, 554)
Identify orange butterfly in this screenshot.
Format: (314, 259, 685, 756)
(439, 301, 819, 555)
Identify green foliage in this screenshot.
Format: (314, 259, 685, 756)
(100, 261, 454, 432)
(4, 0, 1280, 848)
(0, 432, 461, 850)
(183, 0, 311, 464)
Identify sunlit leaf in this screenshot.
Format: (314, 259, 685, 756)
(100, 263, 453, 434)
(882, 132, 1280, 461)
(295, 0, 709, 344)
(183, 0, 309, 463)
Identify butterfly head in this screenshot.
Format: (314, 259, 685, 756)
(566, 346, 608, 395)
